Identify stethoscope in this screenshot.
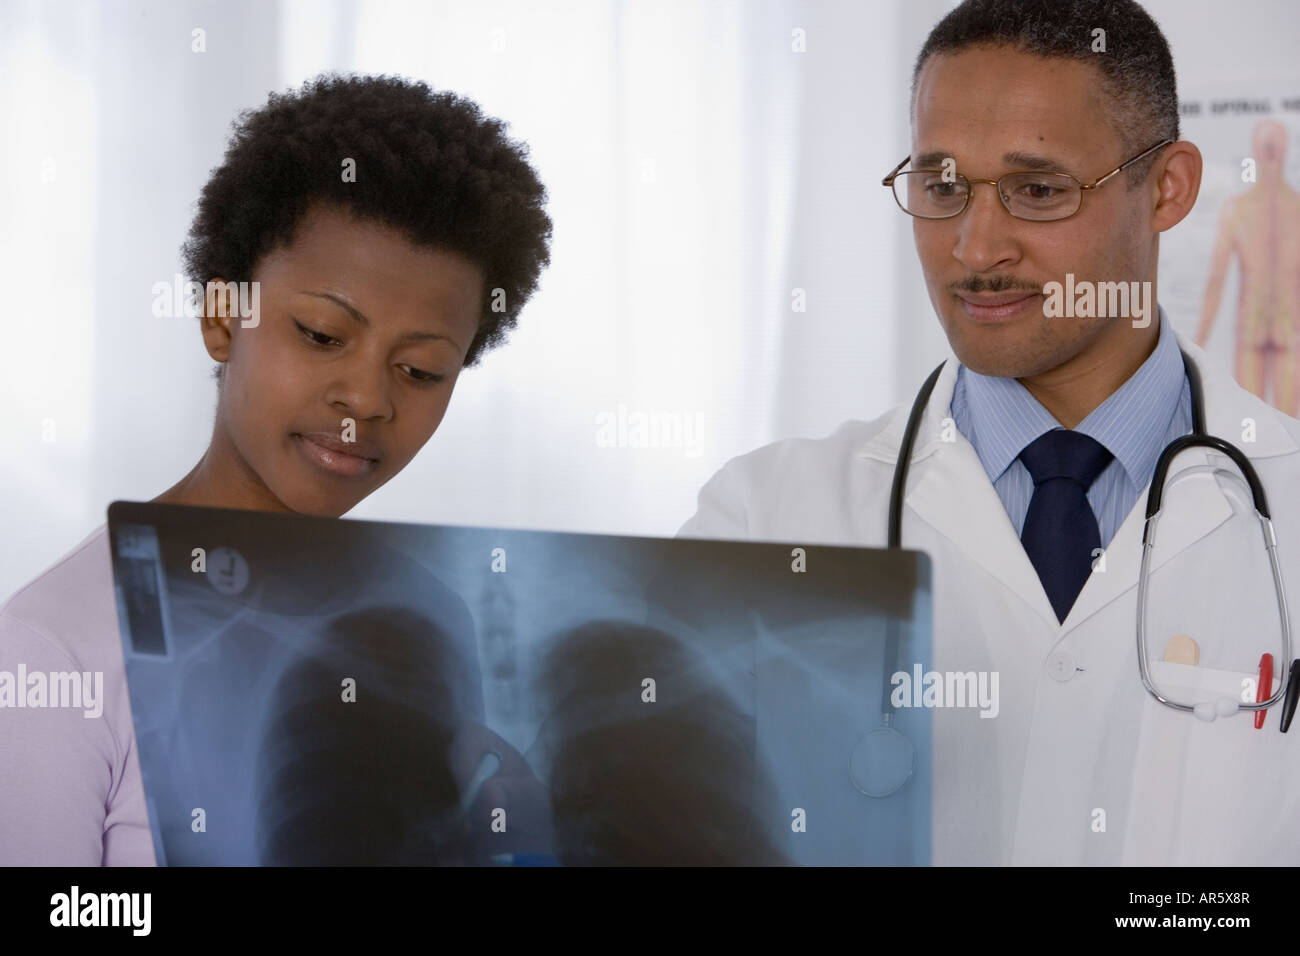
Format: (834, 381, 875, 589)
(852, 348, 1293, 797)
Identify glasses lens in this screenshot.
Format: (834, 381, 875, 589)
(999, 172, 1081, 221)
(894, 171, 967, 218)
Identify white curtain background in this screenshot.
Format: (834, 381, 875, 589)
(2, 0, 1296, 601)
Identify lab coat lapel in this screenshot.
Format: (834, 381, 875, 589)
(909, 436, 1063, 628)
(859, 356, 1061, 629)
(1060, 445, 1230, 633)
(1061, 330, 1298, 633)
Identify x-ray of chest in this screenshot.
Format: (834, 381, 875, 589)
(108, 501, 932, 866)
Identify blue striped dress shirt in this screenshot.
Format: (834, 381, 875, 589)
(948, 307, 1193, 549)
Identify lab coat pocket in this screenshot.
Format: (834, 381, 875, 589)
(1146, 659, 1259, 706)
(1135, 661, 1284, 863)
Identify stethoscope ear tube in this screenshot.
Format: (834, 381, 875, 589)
(888, 360, 947, 550)
(1147, 350, 1270, 520)
(1138, 353, 1292, 716)
(1145, 435, 1272, 520)
(868, 359, 944, 798)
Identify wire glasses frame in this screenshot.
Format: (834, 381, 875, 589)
(881, 139, 1175, 222)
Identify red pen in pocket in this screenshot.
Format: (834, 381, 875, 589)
(1256, 653, 1274, 729)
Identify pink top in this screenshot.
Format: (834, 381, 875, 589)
(0, 524, 155, 865)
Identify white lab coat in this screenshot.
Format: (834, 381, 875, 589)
(679, 329, 1300, 865)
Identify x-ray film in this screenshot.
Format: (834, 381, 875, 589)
(107, 501, 932, 865)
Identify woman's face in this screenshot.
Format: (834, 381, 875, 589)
(201, 203, 484, 517)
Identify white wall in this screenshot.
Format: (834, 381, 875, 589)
(2, 0, 1296, 602)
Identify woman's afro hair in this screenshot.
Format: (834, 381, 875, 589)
(182, 73, 552, 367)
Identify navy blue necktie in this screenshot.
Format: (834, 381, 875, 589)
(1018, 429, 1114, 623)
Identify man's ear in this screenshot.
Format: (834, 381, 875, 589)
(1151, 141, 1203, 234)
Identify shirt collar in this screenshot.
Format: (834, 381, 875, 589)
(956, 306, 1184, 487)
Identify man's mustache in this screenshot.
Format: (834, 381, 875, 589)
(949, 276, 1043, 295)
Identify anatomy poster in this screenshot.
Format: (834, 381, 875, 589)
(1162, 86, 1300, 417)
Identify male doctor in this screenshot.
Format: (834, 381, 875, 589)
(681, 0, 1300, 865)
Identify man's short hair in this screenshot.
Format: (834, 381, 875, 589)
(912, 0, 1180, 187)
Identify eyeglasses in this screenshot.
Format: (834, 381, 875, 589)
(881, 139, 1174, 222)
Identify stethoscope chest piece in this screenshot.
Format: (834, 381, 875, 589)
(849, 720, 915, 798)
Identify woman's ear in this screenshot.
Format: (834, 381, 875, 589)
(199, 275, 235, 364)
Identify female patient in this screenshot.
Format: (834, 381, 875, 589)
(0, 74, 551, 864)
